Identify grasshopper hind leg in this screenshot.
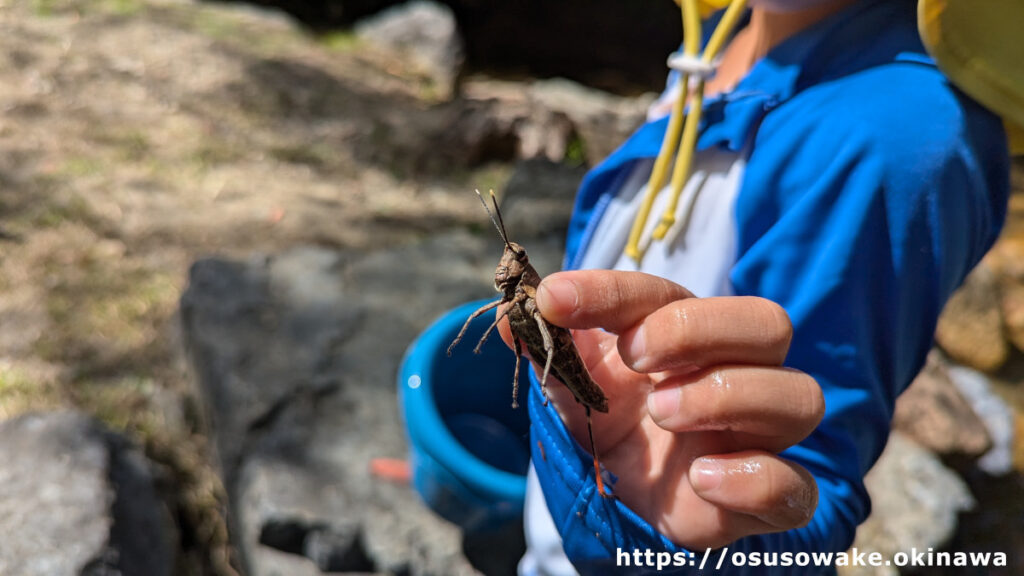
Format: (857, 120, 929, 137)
(533, 311, 555, 406)
(512, 336, 523, 409)
(585, 407, 611, 498)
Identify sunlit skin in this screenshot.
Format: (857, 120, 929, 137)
(500, 271, 824, 549)
(703, 0, 860, 98)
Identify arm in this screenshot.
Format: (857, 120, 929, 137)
(526, 63, 1009, 573)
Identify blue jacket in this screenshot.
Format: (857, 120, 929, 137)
(528, 0, 1009, 573)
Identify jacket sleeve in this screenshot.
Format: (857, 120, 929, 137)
(728, 61, 1009, 558)
(528, 61, 1009, 575)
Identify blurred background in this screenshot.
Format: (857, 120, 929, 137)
(0, 0, 1020, 575)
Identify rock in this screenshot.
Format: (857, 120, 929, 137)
(181, 249, 364, 480)
(499, 158, 587, 246)
(302, 523, 373, 573)
(985, 237, 1024, 281)
(446, 89, 575, 164)
(946, 364, 1017, 476)
(528, 78, 654, 163)
(459, 78, 652, 165)
(844, 432, 974, 576)
(360, 77, 650, 173)
(892, 350, 991, 459)
(0, 412, 176, 576)
(935, 261, 1009, 373)
(355, 1, 464, 99)
(516, 110, 577, 164)
(1000, 280, 1024, 354)
(182, 240, 501, 576)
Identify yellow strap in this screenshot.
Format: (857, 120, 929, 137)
(625, 0, 748, 263)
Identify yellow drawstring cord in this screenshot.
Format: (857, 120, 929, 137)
(624, 0, 749, 263)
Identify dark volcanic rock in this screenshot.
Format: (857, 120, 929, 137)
(180, 249, 364, 486)
(499, 158, 587, 246)
(181, 238, 513, 575)
(0, 412, 176, 576)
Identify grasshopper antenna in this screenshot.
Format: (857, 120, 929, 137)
(475, 189, 512, 250)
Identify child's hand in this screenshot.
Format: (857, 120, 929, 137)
(517, 270, 824, 550)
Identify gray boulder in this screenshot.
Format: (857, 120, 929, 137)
(498, 158, 587, 248)
(181, 238, 510, 575)
(0, 411, 176, 576)
(841, 432, 975, 576)
(355, 1, 464, 99)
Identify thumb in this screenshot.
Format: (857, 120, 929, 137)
(537, 270, 694, 333)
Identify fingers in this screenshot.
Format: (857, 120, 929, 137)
(536, 271, 792, 373)
(647, 366, 824, 451)
(537, 270, 694, 333)
(619, 296, 792, 373)
(686, 451, 818, 547)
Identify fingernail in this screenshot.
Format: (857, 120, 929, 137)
(538, 278, 578, 313)
(690, 458, 724, 493)
(627, 326, 647, 370)
(647, 385, 680, 423)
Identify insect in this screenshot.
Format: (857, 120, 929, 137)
(447, 190, 611, 497)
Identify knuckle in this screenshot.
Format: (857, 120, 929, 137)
(666, 299, 706, 347)
(705, 369, 734, 417)
(687, 369, 735, 429)
(748, 460, 778, 509)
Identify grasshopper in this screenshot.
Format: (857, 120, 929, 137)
(447, 190, 611, 497)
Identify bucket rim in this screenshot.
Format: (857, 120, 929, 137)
(399, 298, 528, 503)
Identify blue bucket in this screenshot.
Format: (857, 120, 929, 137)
(398, 299, 531, 532)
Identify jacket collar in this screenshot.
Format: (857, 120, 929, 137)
(598, 0, 925, 162)
(566, 0, 927, 265)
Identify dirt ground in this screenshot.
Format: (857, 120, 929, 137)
(0, 0, 509, 573)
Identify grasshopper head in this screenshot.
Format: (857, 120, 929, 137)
(494, 241, 528, 291)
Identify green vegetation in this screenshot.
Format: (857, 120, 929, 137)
(564, 134, 588, 167)
(39, 256, 178, 374)
(59, 155, 104, 178)
(30, 193, 102, 229)
(319, 30, 362, 52)
(0, 365, 63, 420)
(32, 0, 140, 17)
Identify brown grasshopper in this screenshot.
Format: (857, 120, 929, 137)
(447, 190, 611, 497)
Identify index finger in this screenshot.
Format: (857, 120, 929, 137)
(536, 270, 694, 333)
